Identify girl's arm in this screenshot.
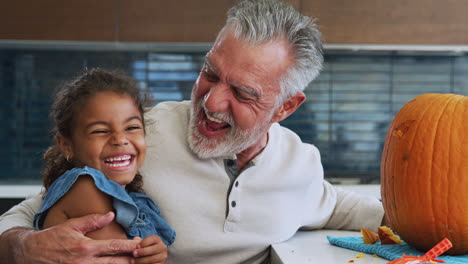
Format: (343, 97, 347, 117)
(43, 175, 127, 240)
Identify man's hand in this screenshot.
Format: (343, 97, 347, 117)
(0, 212, 140, 264)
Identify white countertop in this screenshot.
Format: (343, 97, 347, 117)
(271, 230, 389, 264)
(0, 185, 42, 198)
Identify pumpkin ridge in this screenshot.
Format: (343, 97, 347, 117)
(381, 116, 395, 220)
(448, 95, 468, 253)
(399, 94, 438, 242)
(444, 95, 462, 245)
(425, 94, 455, 246)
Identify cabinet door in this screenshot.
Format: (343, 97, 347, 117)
(0, 0, 116, 41)
(303, 0, 468, 45)
(119, 0, 236, 42)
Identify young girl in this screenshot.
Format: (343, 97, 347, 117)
(33, 68, 176, 263)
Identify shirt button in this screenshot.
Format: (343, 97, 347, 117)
(231, 201, 237, 207)
(235, 181, 239, 187)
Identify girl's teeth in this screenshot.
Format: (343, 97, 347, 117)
(106, 155, 131, 162)
(107, 160, 131, 167)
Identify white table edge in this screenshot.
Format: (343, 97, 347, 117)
(270, 230, 389, 264)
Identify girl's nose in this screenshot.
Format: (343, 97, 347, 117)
(111, 133, 129, 146)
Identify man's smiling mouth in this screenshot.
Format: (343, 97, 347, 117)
(204, 112, 230, 131)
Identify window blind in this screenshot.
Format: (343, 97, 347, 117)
(1, 49, 466, 184)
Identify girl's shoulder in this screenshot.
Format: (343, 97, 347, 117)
(42, 167, 122, 206)
(56, 174, 114, 218)
(34, 167, 128, 228)
(34, 167, 117, 230)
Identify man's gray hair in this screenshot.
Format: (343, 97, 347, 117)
(222, 0, 324, 105)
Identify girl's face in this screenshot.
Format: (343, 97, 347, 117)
(58, 91, 146, 187)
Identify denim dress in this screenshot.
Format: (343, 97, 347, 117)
(34, 166, 176, 246)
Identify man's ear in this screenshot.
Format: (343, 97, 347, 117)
(56, 133, 73, 159)
(271, 91, 306, 123)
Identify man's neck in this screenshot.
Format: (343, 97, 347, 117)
(236, 133, 269, 171)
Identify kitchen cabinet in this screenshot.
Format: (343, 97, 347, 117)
(303, 0, 468, 45)
(0, 0, 116, 41)
(119, 0, 234, 42)
(1, 0, 467, 44)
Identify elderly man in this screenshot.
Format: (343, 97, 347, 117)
(0, 0, 385, 263)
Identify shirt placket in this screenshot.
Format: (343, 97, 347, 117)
(223, 158, 248, 232)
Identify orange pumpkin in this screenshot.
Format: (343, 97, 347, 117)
(380, 93, 468, 255)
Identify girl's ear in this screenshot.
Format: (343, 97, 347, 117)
(56, 133, 73, 160)
(270, 91, 306, 123)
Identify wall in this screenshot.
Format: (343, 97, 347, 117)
(1, 0, 468, 44)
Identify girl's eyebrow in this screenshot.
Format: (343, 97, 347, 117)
(85, 116, 142, 129)
(126, 116, 143, 123)
(85, 121, 108, 129)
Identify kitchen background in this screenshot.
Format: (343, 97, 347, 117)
(1, 0, 467, 212)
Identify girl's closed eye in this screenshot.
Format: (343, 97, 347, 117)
(91, 129, 109, 134)
(126, 125, 142, 131)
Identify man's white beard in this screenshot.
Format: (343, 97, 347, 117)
(188, 99, 273, 159)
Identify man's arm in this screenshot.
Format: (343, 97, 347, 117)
(0, 196, 140, 263)
(0, 227, 30, 263)
(0, 194, 41, 263)
(0, 212, 141, 264)
(324, 184, 385, 231)
(0, 194, 42, 235)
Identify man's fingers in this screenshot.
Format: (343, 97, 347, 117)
(68, 212, 115, 235)
(89, 238, 140, 256)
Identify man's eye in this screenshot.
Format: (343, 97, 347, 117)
(203, 71, 219, 82)
(233, 89, 253, 101)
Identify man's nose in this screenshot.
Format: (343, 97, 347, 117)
(203, 83, 230, 113)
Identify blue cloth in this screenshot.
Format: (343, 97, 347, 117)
(34, 167, 176, 246)
(327, 236, 468, 264)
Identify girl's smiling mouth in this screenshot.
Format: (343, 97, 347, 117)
(103, 154, 134, 169)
